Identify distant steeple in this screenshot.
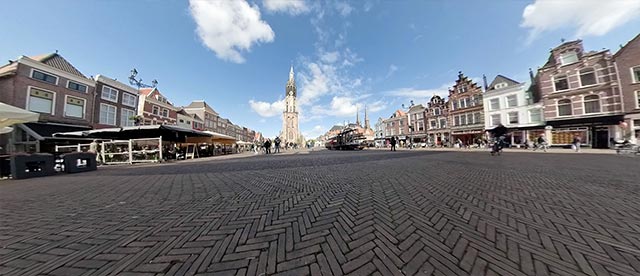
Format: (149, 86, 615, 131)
(356, 107, 361, 126)
(285, 65, 296, 97)
(364, 105, 370, 129)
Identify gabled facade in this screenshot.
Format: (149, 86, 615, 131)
(407, 104, 426, 143)
(537, 40, 623, 148)
(137, 88, 178, 125)
(483, 75, 544, 145)
(191, 114, 204, 130)
(183, 100, 219, 132)
(384, 109, 408, 141)
(176, 109, 193, 129)
(94, 74, 139, 129)
(613, 34, 640, 143)
(425, 95, 450, 146)
(448, 71, 485, 145)
(0, 53, 95, 153)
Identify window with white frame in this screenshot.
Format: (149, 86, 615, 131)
(67, 81, 88, 93)
(439, 118, 446, 128)
(460, 114, 467, 125)
(101, 86, 118, 102)
(122, 93, 137, 107)
(452, 101, 458, 110)
(152, 106, 159, 115)
(636, 91, 640, 108)
(559, 52, 578, 65)
(162, 109, 169, 117)
(506, 95, 517, 108)
(557, 99, 572, 116)
(632, 66, 640, 83)
(464, 97, 472, 107)
(554, 75, 569, 91)
(494, 82, 507, 89)
(466, 113, 473, 124)
(490, 114, 501, 126)
(64, 96, 85, 118)
(99, 104, 117, 125)
(434, 108, 440, 115)
(529, 109, 542, 123)
(489, 98, 500, 110)
(28, 87, 54, 114)
(430, 120, 437, 129)
(474, 112, 482, 124)
(459, 98, 466, 108)
(579, 68, 597, 86)
(454, 116, 460, 126)
(508, 112, 518, 124)
(121, 108, 135, 126)
(31, 70, 58, 84)
(583, 95, 600, 114)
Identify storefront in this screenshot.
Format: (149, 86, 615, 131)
(546, 114, 624, 148)
(451, 128, 484, 146)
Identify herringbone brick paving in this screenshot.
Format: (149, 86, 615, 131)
(1, 150, 639, 275)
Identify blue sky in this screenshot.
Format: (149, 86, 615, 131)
(1, 0, 639, 139)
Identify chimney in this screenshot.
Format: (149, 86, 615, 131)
(482, 74, 488, 91)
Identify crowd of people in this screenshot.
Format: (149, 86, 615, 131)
(251, 136, 308, 154)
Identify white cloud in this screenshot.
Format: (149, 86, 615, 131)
(385, 64, 398, 79)
(249, 99, 284, 117)
(521, 0, 640, 42)
(263, 0, 309, 15)
(335, 1, 353, 17)
(302, 125, 325, 138)
(367, 100, 387, 112)
(189, 0, 275, 63)
(386, 83, 452, 104)
(363, 0, 374, 12)
(320, 51, 339, 63)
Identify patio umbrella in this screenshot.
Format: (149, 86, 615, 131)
(0, 102, 40, 132)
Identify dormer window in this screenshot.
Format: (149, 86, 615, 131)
(494, 82, 508, 89)
(559, 52, 578, 65)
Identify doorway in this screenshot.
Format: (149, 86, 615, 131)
(593, 128, 609, 149)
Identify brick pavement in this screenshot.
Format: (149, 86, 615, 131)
(1, 150, 639, 275)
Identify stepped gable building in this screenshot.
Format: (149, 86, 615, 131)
(448, 71, 485, 145)
(537, 39, 623, 148)
(0, 53, 96, 153)
(425, 95, 450, 146)
(137, 87, 178, 125)
(281, 66, 301, 145)
(613, 34, 640, 143)
(483, 74, 544, 146)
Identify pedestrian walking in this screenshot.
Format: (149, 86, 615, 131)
(390, 136, 397, 151)
(264, 139, 271, 154)
(89, 139, 101, 164)
(274, 136, 281, 153)
(572, 135, 581, 152)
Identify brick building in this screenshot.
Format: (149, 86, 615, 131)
(425, 95, 450, 146)
(384, 109, 409, 144)
(613, 34, 640, 143)
(137, 88, 178, 125)
(448, 71, 485, 145)
(0, 53, 95, 152)
(537, 40, 623, 148)
(407, 104, 426, 143)
(93, 74, 139, 129)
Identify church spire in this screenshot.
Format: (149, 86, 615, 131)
(285, 65, 296, 97)
(364, 105, 370, 129)
(356, 107, 361, 126)
(289, 65, 294, 81)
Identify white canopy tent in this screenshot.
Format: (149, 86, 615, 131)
(0, 103, 40, 133)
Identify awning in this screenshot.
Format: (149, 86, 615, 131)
(0, 103, 40, 133)
(546, 114, 624, 128)
(20, 122, 92, 140)
(53, 124, 212, 142)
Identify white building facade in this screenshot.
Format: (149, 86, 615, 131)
(483, 75, 545, 145)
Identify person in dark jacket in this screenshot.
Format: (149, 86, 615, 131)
(390, 136, 397, 151)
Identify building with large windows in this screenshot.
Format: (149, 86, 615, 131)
(448, 71, 485, 146)
(137, 87, 178, 125)
(483, 74, 544, 146)
(94, 74, 139, 129)
(537, 40, 624, 148)
(614, 34, 640, 143)
(0, 53, 95, 153)
(425, 95, 450, 146)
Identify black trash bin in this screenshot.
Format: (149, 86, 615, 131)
(10, 153, 56, 179)
(61, 152, 97, 173)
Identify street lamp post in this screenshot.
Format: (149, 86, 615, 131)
(128, 68, 158, 126)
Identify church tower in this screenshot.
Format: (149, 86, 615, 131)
(281, 66, 299, 144)
(364, 105, 370, 130)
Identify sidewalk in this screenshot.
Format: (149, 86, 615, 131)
(366, 146, 618, 154)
